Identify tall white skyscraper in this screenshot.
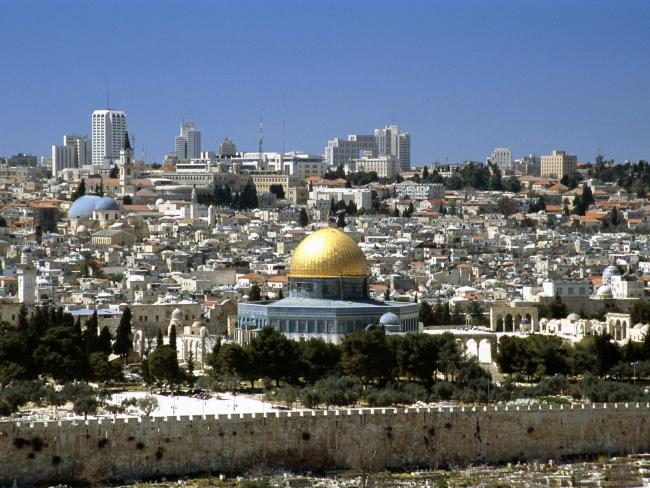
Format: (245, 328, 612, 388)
(175, 122, 201, 160)
(489, 147, 512, 171)
(92, 109, 127, 167)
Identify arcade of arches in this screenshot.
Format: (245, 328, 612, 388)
(490, 305, 539, 333)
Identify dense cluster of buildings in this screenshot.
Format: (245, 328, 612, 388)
(1, 107, 649, 369)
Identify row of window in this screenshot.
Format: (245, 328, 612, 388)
(238, 315, 419, 334)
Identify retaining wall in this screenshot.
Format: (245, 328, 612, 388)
(1, 403, 649, 484)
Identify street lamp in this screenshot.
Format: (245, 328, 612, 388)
(632, 361, 639, 385)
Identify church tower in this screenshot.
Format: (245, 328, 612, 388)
(17, 246, 36, 305)
(119, 131, 134, 196)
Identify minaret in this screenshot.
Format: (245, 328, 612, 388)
(17, 246, 36, 305)
(190, 186, 198, 220)
(207, 205, 216, 226)
(119, 131, 134, 196)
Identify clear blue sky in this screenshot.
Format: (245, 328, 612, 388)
(1, 0, 649, 165)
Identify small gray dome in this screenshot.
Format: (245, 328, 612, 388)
(379, 312, 400, 326)
(95, 196, 120, 211)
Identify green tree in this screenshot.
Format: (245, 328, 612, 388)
(298, 208, 309, 227)
(548, 297, 567, 319)
(83, 311, 99, 355)
(269, 184, 285, 199)
(340, 328, 394, 385)
(249, 283, 262, 301)
(185, 350, 196, 386)
(336, 211, 346, 228)
(248, 327, 300, 386)
(71, 178, 86, 201)
(571, 334, 621, 377)
(33, 322, 85, 382)
(299, 338, 341, 383)
(497, 197, 518, 216)
(97, 326, 113, 357)
(135, 396, 159, 416)
(147, 345, 181, 387)
(503, 176, 522, 193)
(419, 301, 435, 327)
(169, 325, 177, 351)
(113, 307, 132, 358)
(391, 334, 438, 385)
(214, 343, 254, 387)
(73, 395, 99, 419)
(495, 335, 526, 374)
(88, 352, 122, 382)
(435, 333, 463, 381)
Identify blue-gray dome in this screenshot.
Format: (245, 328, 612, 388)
(95, 196, 120, 211)
(379, 312, 400, 326)
(602, 265, 620, 279)
(68, 195, 102, 220)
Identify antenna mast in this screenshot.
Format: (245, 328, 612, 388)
(258, 105, 264, 168)
(282, 93, 286, 156)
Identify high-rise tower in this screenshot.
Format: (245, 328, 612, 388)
(92, 109, 127, 167)
(175, 122, 201, 160)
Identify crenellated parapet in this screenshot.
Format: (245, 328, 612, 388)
(1, 403, 649, 485)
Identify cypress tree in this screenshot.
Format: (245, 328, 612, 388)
(336, 212, 346, 228)
(71, 178, 86, 201)
(84, 311, 99, 354)
(249, 283, 262, 301)
(157, 328, 164, 347)
(169, 325, 177, 351)
(113, 307, 133, 358)
(98, 326, 113, 356)
(298, 208, 309, 227)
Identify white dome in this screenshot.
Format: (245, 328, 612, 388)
(596, 285, 613, 298)
(602, 265, 620, 279)
(567, 313, 580, 322)
(171, 308, 183, 320)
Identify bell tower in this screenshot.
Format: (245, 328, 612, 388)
(119, 131, 134, 196)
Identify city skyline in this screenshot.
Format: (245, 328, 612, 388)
(1, 0, 649, 164)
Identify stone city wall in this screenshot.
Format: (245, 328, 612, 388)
(1, 403, 649, 484)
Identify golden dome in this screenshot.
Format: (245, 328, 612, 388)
(289, 227, 368, 278)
